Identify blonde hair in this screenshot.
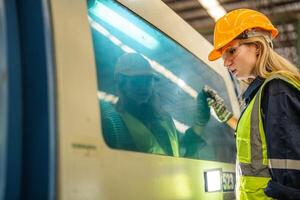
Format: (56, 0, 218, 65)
(240, 36, 300, 83)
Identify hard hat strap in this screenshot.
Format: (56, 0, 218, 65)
(236, 29, 274, 48)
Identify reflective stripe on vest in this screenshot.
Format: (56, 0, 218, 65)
(268, 159, 300, 170)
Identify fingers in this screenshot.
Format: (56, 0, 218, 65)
(219, 111, 233, 122)
(203, 85, 210, 93)
(206, 96, 233, 122)
(207, 97, 215, 107)
(207, 98, 224, 113)
(203, 85, 224, 102)
(203, 85, 216, 96)
(215, 102, 226, 114)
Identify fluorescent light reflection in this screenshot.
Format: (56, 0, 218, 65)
(97, 91, 119, 104)
(173, 118, 189, 133)
(120, 45, 135, 53)
(108, 35, 122, 46)
(89, 1, 158, 49)
(89, 18, 110, 36)
(89, 16, 136, 54)
(148, 60, 197, 98)
(177, 79, 186, 87)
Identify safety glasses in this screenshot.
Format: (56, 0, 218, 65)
(221, 43, 243, 61)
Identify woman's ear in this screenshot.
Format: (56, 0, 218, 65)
(254, 42, 261, 56)
(255, 45, 261, 56)
(256, 48, 260, 56)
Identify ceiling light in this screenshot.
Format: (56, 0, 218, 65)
(198, 0, 226, 21)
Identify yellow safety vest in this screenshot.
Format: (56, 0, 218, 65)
(120, 112, 180, 157)
(236, 73, 300, 200)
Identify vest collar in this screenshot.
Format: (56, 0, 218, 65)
(242, 76, 265, 106)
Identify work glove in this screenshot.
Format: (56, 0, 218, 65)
(203, 85, 233, 123)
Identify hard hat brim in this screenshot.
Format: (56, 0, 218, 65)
(208, 49, 222, 61)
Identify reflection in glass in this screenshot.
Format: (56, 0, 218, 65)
(88, 0, 235, 162)
(101, 53, 209, 157)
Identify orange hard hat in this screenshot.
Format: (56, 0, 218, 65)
(208, 9, 278, 61)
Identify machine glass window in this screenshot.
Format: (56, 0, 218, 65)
(87, 0, 235, 162)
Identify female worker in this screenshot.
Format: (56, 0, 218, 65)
(203, 9, 300, 200)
